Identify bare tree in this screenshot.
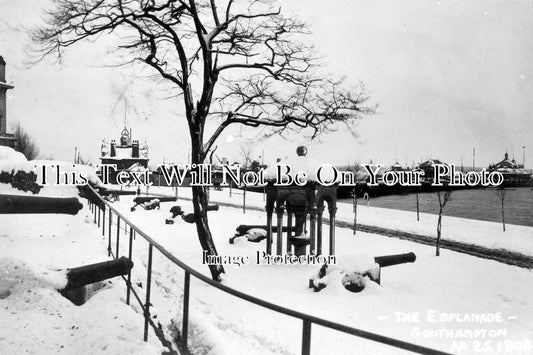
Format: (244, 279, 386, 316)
(239, 143, 254, 168)
(14, 123, 39, 160)
(495, 186, 506, 232)
(435, 189, 452, 256)
(33, 0, 373, 280)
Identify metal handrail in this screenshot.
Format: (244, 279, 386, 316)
(84, 184, 451, 355)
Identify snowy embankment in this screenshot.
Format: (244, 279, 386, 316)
(0, 192, 165, 355)
(103, 188, 533, 355)
(0, 145, 163, 355)
(157, 186, 533, 256)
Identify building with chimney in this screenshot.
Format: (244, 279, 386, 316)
(100, 127, 149, 184)
(0, 56, 17, 148)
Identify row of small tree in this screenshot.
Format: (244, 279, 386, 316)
(353, 186, 508, 257)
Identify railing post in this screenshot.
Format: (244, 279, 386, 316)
(302, 320, 312, 355)
(116, 217, 121, 258)
(102, 207, 106, 236)
(144, 244, 153, 342)
(108, 211, 112, 256)
(108, 210, 112, 238)
(182, 271, 190, 350)
(126, 228, 134, 305)
(243, 186, 246, 214)
(97, 206, 101, 227)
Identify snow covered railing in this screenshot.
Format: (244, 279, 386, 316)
(84, 185, 451, 355)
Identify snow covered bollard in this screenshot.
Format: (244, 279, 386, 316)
(309, 252, 416, 293)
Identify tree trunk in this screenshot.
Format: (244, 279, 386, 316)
(416, 193, 419, 221)
(191, 184, 225, 280)
(501, 198, 506, 232)
(353, 193, 358, 235)
(190, 127, 225, 281)
(436, 211, 442, 256)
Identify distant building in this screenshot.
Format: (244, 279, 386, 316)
(489, 151, 531, 187)
(417, 159, 448, 183)
(489, 151, 523, 171)
(0, 56, 17, 148)
(100, 127, 149, 184)
(389, 161, 408, 172)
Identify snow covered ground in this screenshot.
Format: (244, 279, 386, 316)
(102, 186, 533, 354)
(165, 186, 533, 256)
(2, 182, 533, 354)
(0, 184, 164, 355)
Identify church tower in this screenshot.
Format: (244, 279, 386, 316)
(0, 55, 17, 148)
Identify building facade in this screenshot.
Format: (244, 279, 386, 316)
(0, 56, 17, 148)
(100, 127, 149, 184)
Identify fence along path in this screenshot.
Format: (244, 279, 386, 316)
(83, 185, 451, 355)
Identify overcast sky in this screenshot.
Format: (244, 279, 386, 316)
(0, 0, 531, 168)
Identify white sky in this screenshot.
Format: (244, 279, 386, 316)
(0, 0, 531, 168)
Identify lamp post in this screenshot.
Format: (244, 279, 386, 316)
(523, 146, 526, 172)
